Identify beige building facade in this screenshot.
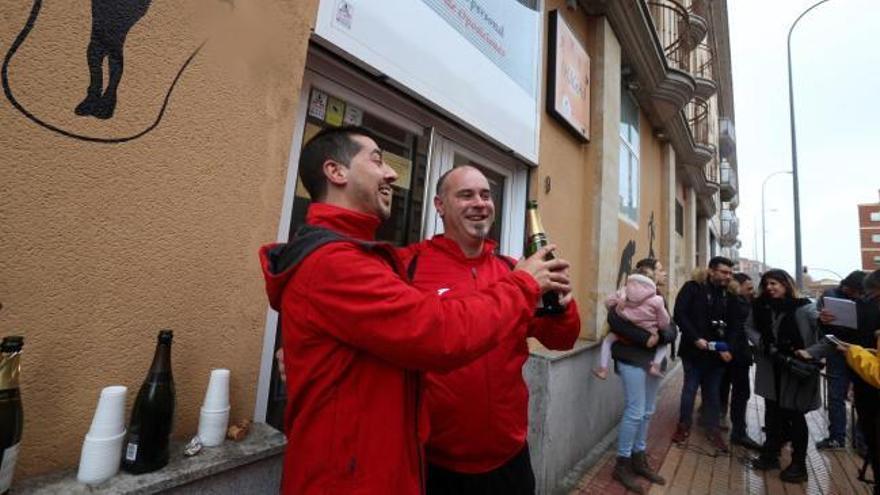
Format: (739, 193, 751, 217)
(0, 0, 741, 491)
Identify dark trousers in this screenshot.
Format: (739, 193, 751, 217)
(826, 352, 850, 442)
(720, 364, 752, 438)
(679, 358, 724, 429)
(764, 399, 808, 466)
(426, 443, 535, 495)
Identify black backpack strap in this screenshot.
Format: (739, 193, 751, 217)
(406, 253, 420, 282)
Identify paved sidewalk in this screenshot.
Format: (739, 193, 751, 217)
(571, 364, 874, 494)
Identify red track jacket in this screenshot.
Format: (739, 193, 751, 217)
(401, 236, 581, 473)
(259, 204, 541, 494)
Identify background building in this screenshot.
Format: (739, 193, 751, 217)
(858, 191, 880, 270)
(0, 0, 741, 492)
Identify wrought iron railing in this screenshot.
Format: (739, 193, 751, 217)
(686, 97, 711, 147)
(705, 158, 719, 184)
(720, 159, 737, 190)
(721, 207, 738, 241)
(647, 0, 691, 72)
(693, 42, 714, 81)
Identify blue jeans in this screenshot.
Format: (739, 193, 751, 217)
(826, 352, 849, 442)
(679, 358, 723, 429)
(617, 362, 662, 457)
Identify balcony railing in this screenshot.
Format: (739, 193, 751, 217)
(705, 158, 719, 184)
(647, 0, 691, 72)
(693, 42, 713, 82)
(721, 207, 739, 246)
(686, 97, 711, 148)
(720, 159, 737, 200)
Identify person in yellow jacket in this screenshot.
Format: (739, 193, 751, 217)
(845, 331, 880, 389)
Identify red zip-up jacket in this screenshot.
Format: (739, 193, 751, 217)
(258, 204, 541, 494)
(400, 236, 581, 473)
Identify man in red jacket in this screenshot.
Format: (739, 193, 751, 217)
(259, 127, 572, 494)
(400, 166, 581, 494)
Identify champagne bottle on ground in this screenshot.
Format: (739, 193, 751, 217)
(121, 330, 176, 474)
(0, 336, 24, 495)
(525, 200, 565, 316)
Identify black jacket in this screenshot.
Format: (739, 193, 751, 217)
(609, 310, 678, 371)
(673, 278, 745, 366)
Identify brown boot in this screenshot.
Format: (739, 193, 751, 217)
(612, 456, 645, 494)
(631, 451, 666, 485)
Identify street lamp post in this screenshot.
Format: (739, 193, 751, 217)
(788, 0, 835, 289)
(761, 170, 792, 270)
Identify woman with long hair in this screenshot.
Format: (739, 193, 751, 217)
(747, 269, 826, 483)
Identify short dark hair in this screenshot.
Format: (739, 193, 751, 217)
(709, 256, 734, 269)
(864, 269, 880, 293)
(635, 258, 658, 272)
(298, 126, 376, 201)
(840, 270, 867, 291)
(733, 272, 751, 284)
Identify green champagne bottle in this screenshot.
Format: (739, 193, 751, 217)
(121, 330, 176, 474)
(0, 336, 24, 495)
(526, 201, 565, 316)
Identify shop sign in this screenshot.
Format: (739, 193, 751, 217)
(547, 10, 590, 142)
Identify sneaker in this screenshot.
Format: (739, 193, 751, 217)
(706, 429, 729, 453)
(780, 462, 808, 483)
(815, 437, 845, 451)
(672, 423, 690, 444)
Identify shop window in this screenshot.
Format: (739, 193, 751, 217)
(675, 200, 684, 236)
(619, 88, 640, 224)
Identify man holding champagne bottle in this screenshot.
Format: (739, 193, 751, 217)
(259, 127, 572, 494)
(399, 166, 580, 494)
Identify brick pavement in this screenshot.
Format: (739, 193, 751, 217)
(571, 364, 874, 494)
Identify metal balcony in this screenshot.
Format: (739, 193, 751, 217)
(720, 208, 739, 247)
(647, 0, 691, 73)
(720, 159, 737, 201)
(692, 42, 717, 99)
(686, 96, 713, 151)
(720, 117, 736, 158)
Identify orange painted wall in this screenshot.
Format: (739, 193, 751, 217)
(0, 0, 318, 477)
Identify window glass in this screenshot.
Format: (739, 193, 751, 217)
(619, 88, 640, 223)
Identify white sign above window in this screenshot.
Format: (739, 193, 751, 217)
(314, 0, 542, 163)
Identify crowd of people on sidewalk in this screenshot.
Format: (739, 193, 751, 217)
(259, 126, 879, 494)
(599, 254, 880, 494)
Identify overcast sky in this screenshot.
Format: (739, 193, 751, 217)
(728, 0, 880, 280)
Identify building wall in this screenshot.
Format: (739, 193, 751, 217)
(859, 203, 880, 270)
(0, 0, 318, 476)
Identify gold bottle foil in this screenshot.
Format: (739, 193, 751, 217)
(0, 350, 22, 391)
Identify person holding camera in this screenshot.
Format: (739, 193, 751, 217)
(671, 256, 744, 453)
(747, 269, 828, 483)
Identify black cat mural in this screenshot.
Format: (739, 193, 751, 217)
(2, 0, 232, 143)
(75, 0, 152, 119)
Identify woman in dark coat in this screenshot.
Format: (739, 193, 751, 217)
(746, 269, 826, 483)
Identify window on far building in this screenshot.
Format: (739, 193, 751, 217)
(619, 87, 640, 224)
(675, 200, 684, 236)
(873, 233, 880, 243)
(874, 255, 880, 266)
(871, 211, 880, 222)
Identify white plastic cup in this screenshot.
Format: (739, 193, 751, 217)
(76, 430, 126, 485)
(88, 386, 127, 439)
(202, 369, 230, 412)
(198, 407, 230, 447)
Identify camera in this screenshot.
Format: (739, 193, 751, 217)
(710, 320, 727, 339)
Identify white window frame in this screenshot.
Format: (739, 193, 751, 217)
(619, 90, 640, 226)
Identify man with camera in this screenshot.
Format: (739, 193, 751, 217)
(671, 257, 744, 453)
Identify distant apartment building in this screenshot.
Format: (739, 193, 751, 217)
(859, 191, 880, 270)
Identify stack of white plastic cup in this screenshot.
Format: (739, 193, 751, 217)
(197, 369, 230, 447)
(77, 386, 127, 485)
